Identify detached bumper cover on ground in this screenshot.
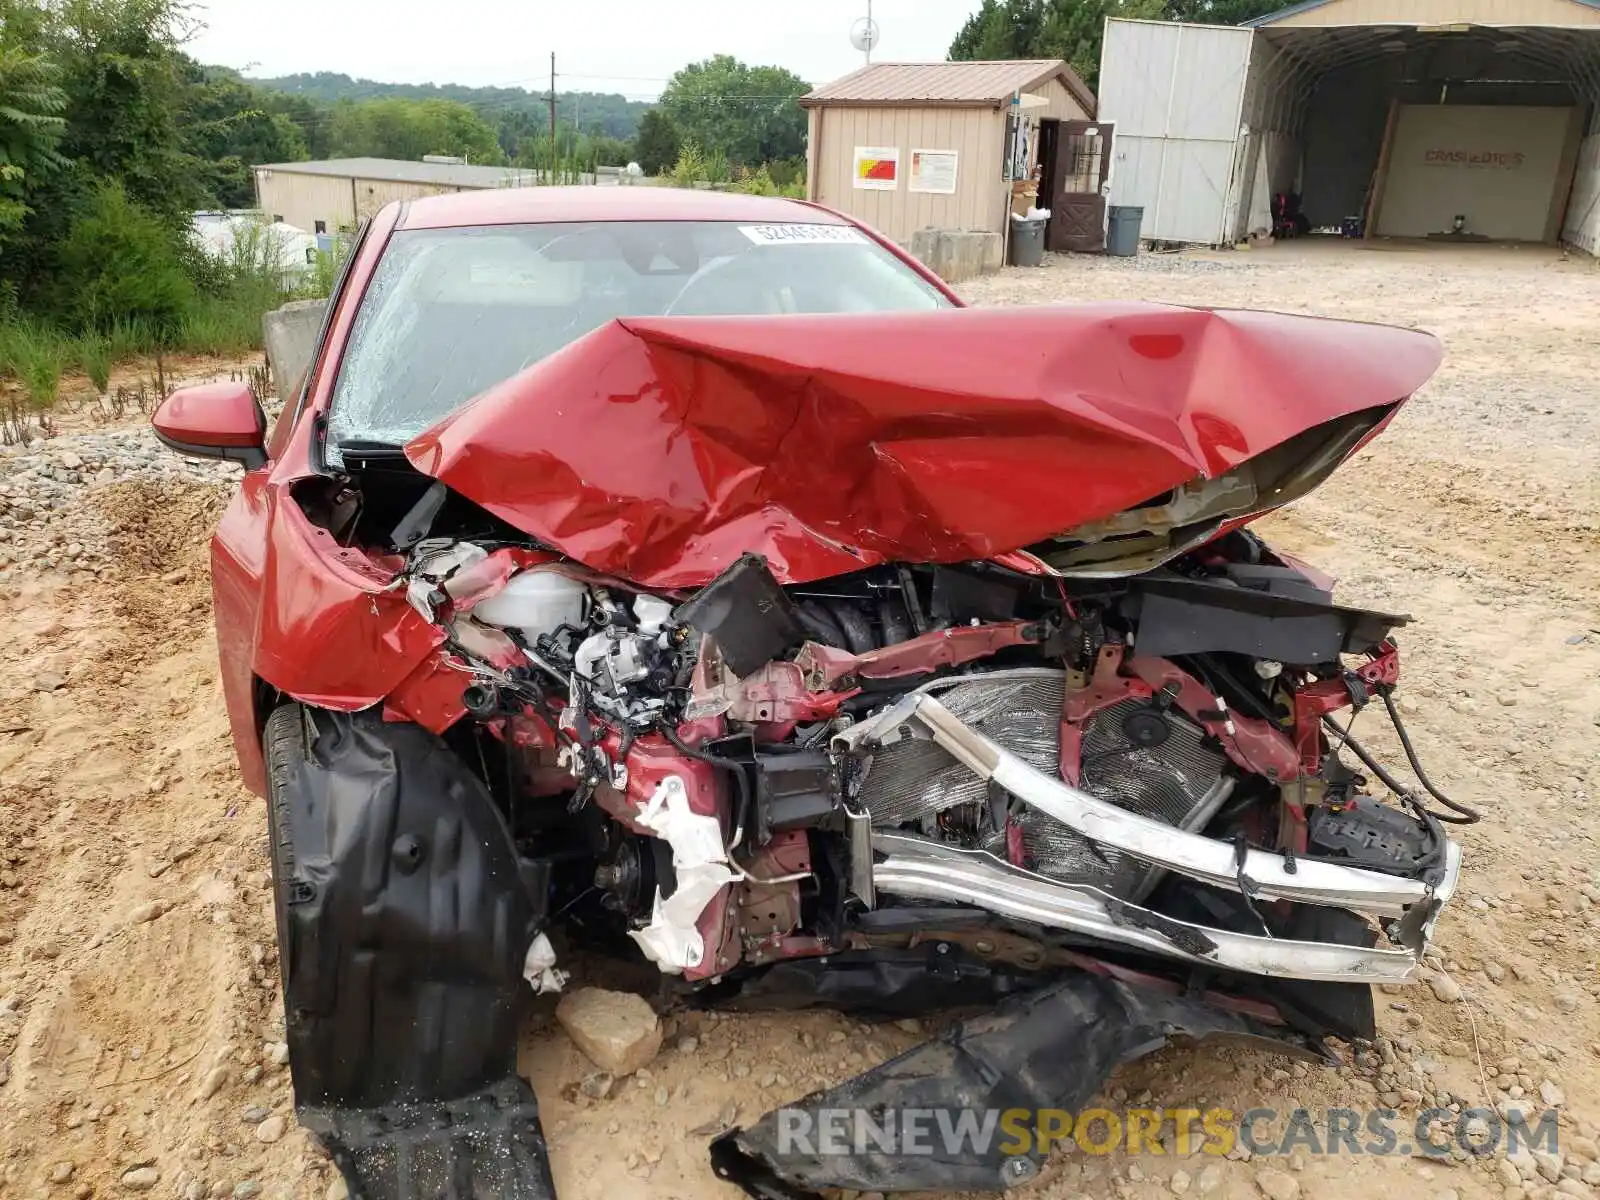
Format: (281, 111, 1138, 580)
(710, 972, 1317, 1197)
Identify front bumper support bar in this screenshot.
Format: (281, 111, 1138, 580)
(873, 833, 1431, 983)
(851, 694, 1460, 921)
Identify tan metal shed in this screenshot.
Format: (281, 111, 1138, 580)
(252, 158, 538, 235)
(801, 61, 1095, 250)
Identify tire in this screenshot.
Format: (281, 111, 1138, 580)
(260, 705, 557, 1200)
(262, 703, 307, 997)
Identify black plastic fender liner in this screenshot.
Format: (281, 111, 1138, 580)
(263, 705, 554, 1199)
(710, 971, 1316, 1198)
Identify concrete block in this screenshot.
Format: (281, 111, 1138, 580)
(261, 298, 328, 407)
(908, 228, 1004, 284)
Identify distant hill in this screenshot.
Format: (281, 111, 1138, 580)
(252, 71, 653, 141)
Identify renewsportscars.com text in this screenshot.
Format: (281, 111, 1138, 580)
(774, 1105, 1560, 1160)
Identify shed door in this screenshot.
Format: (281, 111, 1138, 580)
(1048, 122, 1114, 253)
(1097, 19, 1254, 245)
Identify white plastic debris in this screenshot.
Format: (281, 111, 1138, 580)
(627, 775, 736, 973)
(1012, 206, 1051, 221)
(523, 932, 568, 994)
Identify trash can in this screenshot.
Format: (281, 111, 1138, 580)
(1009, 218, 1047, 268)
(1107, 206, 1144, 257)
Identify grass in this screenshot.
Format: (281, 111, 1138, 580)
(0, 220, 346, 421)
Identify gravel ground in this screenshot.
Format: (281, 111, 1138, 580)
(1, 240, 1598, 1200)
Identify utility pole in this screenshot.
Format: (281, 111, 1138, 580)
(548, 52, 557, 183)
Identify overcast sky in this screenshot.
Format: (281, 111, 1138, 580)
(186, 0, 980, 97)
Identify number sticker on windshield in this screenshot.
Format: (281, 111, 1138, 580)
(739, 224, 870, 246)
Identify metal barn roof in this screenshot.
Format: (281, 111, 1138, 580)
(802, 59, 1095, 114)
(252, 157, 537, 188)
(1246, 0, 1600, 26)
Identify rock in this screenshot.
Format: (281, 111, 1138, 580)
(240, 1105, 270, 1124)
(577, 1071, 614, 1101)
(50, 1164, 75, 1184)
(1429, 973, 1464, 1004)
(1535, 1151, 1565, 1183)
(59, 451, 83, 470)
(120, 1168, 160, 1192)
(1502, 1160, 1526, 1188)
(555, 988, 662, 1076)
(161, 567, 190, 585)
(894, 1019, 921, 1034)
(1255, 1168, 1299, 1200)
(267, 1042, 289, 1066)
(324, 1179, 348, 1200)
(232, 1183, 261, 1200)
(1556, 995, 1580, 1014)
(1541, 1080, 1566, 1107)
(1171, 1168, 1192, 1195)
(677, 1036, 699, 1054)
(183, 1183, 206, 1200)
(127, 900, 167, 924)
(255, 1115, 286, 1143)
(33, 671, 67, 692)
(94, 468, 116, 485)
(1195, 1164, 1225, 1196)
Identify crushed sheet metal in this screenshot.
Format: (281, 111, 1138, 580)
(891, 693, 1460, 918)
(710, 971, 1316, 1197)
(405, 304, 1442, 588)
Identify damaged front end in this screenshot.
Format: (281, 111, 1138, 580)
(244, 304, 1466, 1198)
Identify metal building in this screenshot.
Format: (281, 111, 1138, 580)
(253, 158, 538, 236)
(801, 60, 1098, 255)
(1097, 0, 1600, 251)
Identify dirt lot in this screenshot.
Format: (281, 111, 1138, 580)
(2, 240, 1599, 1200)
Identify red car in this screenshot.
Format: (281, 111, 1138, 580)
(154, 187, 1464, 1200)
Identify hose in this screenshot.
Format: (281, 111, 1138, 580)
(1378, 687, 1482, 824)
(878, 599, 912, 646)
(1321, 698, 1479, 825)
(827, 600, 877, 654)
(657, 722, 754, 851)
(795, 601, 847, 648)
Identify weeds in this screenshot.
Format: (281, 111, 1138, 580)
(76, 331, 112, 393)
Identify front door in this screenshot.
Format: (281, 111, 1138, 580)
(1048, 121, 1114, 254)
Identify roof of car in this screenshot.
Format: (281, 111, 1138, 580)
(397, 186, 848, 230)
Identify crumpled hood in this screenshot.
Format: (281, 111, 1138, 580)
(405, 303, 1441, 589)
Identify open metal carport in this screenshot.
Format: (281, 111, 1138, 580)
(1098, 0, 1600, 252)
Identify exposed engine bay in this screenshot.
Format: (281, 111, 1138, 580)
(319, 447, 1465, 1007)
(246, 304, 1468, 1199)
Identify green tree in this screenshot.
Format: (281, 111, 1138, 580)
(658, 55, 808, 167)
(52, 179, 195, 335)
(328, 96, 505, 164)
(256, 71, 651, 141)
(178, 63, 308, 207)
(51, 0, 200, 220)
(633, 108, 680, 175)
(951, 0, 1229, 90)
(1165, 0, 1284, 23)
(0, 3, 68, 244)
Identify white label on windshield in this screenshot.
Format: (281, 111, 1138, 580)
(739, 224, 869, 246)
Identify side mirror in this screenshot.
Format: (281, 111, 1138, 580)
(152, 381, 268, 470)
